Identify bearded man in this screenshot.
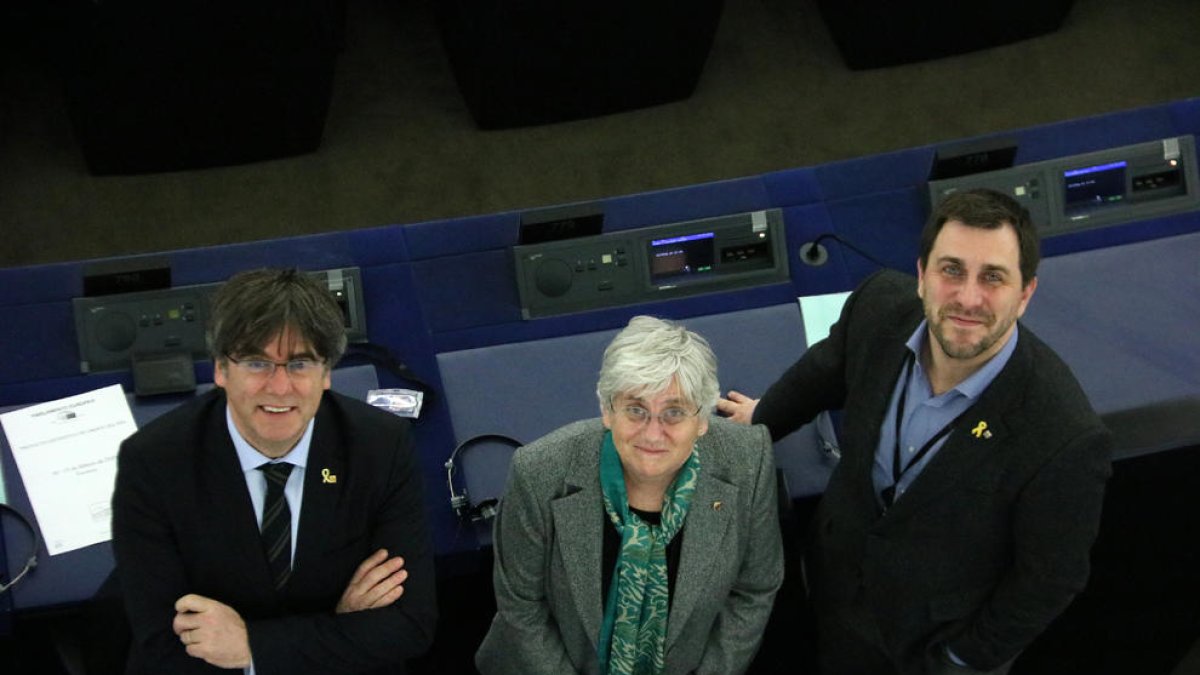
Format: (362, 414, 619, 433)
(718, 188, 1111, 675)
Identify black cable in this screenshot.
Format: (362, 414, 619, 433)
(0, 503, 40, 593)
(341, 342, 436, 408)
(803, 233, 891, 269)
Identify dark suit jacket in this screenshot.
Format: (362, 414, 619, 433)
(755, 270, 1112, 673)
(476, 417, 784, 675)
(112, 389, 437, 675)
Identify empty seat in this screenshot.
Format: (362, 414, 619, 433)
(62, 0, 344, 174)
(436, 0, 725, 129)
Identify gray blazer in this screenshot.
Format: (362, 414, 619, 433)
(475, 417, 784, 675)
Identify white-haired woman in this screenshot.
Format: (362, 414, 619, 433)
(476, 316, 784, 675)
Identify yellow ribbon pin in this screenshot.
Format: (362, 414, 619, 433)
(321, 468, 337, 484)
(971, 421, 988, 438)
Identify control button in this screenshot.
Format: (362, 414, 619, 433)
(153, 314, 163, 326)
(574, 261, 584, 273)
(598, 281, 614, 291)
(535, 259, 574, 298)
(616, 255, 628, 267)
(164, 336, 182, 347)
(587, 260, 597, 271)
(139, 315, 151, 327)
(184, 311, 196, 322)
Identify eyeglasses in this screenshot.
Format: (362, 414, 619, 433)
(225, 355, 326, 379)
(616, 403, 703, 428)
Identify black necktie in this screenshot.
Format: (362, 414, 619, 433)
(259, 462, 294, 590)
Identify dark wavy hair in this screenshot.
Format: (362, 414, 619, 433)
(206, 268, 347, 365)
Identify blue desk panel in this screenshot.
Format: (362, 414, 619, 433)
(1022, 231, 1200, 417)
(0, 99, 1198, 613)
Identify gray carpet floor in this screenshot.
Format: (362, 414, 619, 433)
(2, 0, 1199, 269)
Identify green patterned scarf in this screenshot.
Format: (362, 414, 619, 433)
(597, 431, 700, 675)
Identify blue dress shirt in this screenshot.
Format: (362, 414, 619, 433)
(871, 320, 1019, 507)
(226, 406, 314, 565)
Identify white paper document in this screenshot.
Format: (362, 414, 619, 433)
(0, 384, 137, 555)
(799, 291, 852, 347)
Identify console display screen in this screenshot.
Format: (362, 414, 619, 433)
(1063, 161, 1127, 214)
(649, 232, 715, 283)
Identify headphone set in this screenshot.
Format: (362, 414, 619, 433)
(445, 433, 523, 523)
(0, 502, 41, 593)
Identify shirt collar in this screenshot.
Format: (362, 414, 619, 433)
(226, 405, 315, 472)
(905, 318, 1020, 400)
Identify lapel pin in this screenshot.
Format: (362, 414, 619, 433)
(712, 501, 723, 511)
(321, 468, 337, 484)
(971, 421, 992, 439)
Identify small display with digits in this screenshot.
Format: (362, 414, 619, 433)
(1063, 161, 1127, 215)
(649, 232, 716, 284)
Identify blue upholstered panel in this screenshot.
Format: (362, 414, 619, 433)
(763, 166, 824, 207)
(0, 302, 80, 387)
(600, 176, 770, 231)
(1169, 98, 1200, 136)
(814, 146, 934, 202)
(1007, 106, 1181, 164)
(412, 251, 523, 334)
(165, 234, 363, 287)
(823, 187, 926, 279)
(347, 224, 412, 267)
(1022, 231, 1200, 416)
(0, 261, 86, 307)
(402, 213, 520, 261)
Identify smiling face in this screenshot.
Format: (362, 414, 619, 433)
(214, 326, 331, 458)
(917, 220, 1037, 370)
(601, 379, 708, 495)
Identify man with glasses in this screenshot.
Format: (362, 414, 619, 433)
(112, 268, 436, 674)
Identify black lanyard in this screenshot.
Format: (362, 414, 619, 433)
(880, 353, 969, 508)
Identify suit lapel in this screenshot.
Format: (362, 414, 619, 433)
(853, 331, 914, 507)
(290, 400, 345, 590)
(667, 470, 736, 648)
(550, 445, 605, 649)
(199, 399, 276, 595)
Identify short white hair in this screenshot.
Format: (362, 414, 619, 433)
(596, 316, 719, 413)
